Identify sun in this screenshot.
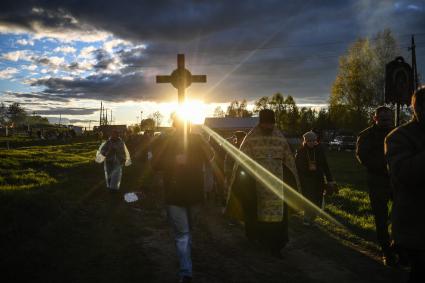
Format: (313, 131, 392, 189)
(176, 99, 206, 124)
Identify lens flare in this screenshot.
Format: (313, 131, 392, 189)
(202, 125, 344, 229)
(176, 99, 206, 124)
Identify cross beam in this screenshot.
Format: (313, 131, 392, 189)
(156, 54, 207, 104)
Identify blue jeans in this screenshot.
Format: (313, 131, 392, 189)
(167, 205, 193, 279)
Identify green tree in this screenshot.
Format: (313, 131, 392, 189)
(226, 100, 252, 117)
(27, 115, 49, 125)
(253, 96, 270, 113)
(213, 106, 225, 118)
(298, 107, 316, 134)
(330, 29, 400, 131)
(140, 118, 156, 131)
(269, 92, 284, 113)
(313, 108, 332, 130)
(372, 29, 400, 105)
(129, 124, 141, 134)
(7, 103, 27, 126)
(0, 102, 7, 126)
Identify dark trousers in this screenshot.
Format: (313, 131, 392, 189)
(301, 180, 324, 221)
(245, 206, 289, 251)
(257, 207, 289, 251)
(367, 174, 392, 252)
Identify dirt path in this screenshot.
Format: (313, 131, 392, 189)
(130, 196, 408, 283)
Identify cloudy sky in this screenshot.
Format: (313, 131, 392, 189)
(0, 0, 424, 126)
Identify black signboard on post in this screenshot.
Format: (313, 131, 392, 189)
(385, 56, 414, 105)
(385, 56, 414, 126)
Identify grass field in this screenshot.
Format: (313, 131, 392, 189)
(0, 143, 379, 240)
(0, 139, 155, 282)
(0, 141, 388, 281)
(322, 150, 381, 251)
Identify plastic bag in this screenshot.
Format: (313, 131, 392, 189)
(95, 141, 107, 163)
(124, 192, 139, 203)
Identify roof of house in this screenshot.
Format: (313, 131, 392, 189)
(204, 117, 259, 130)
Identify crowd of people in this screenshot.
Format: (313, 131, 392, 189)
(96, 87, 425, 283)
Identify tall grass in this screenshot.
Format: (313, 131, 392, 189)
(322, 150, 381, 251)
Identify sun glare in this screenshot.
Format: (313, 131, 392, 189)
(176, 99, 206, 124)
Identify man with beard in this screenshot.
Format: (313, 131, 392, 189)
(356, 106, 395, 266)
(385, 87, 425, 282)
(226, 109, 300, 258)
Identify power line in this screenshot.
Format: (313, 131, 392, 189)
(135, 32, 425, 56)
(125, 42, 424, 69)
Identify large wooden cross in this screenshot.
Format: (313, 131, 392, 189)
(156, 54, 207, 104)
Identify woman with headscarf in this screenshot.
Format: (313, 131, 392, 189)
(295, 131, 335, 225)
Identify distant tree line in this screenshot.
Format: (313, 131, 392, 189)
(213, 94, 330, 136)
(0, 102, 50, 128)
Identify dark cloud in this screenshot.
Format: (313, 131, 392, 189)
(93, 48, 114, 70)
(1, 1, 424, 104)
(35, 107, 98, 115)
(28, 72, 161, 102)
(5, 91, 71, 102)
(69, 118, 98, 123)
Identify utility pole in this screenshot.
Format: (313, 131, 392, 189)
(408, 35, 419, 89)
(110, 109, 113, 125)
(59, 113, 62, 126)
(100, 101, 103, 126)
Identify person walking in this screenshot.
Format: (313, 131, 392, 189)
(385, 87, 425, 282)
(356, 106, 396, 266)
(98, 130, 131, 192)
(152, 118, 213, 283)
(226, 109, 300, 259)
(295, 131, 335, 226)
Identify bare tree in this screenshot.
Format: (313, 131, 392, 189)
(152, 111, 163, 128)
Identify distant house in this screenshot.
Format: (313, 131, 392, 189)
(203, 117, 259, 138)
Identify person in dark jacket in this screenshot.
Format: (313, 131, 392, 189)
(385, 87, 425, 282)
(152, 118, 213, 283)
(356, 106, 395, 266)
(100, 130, 129, 191)
(295, 131, 335, 226)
